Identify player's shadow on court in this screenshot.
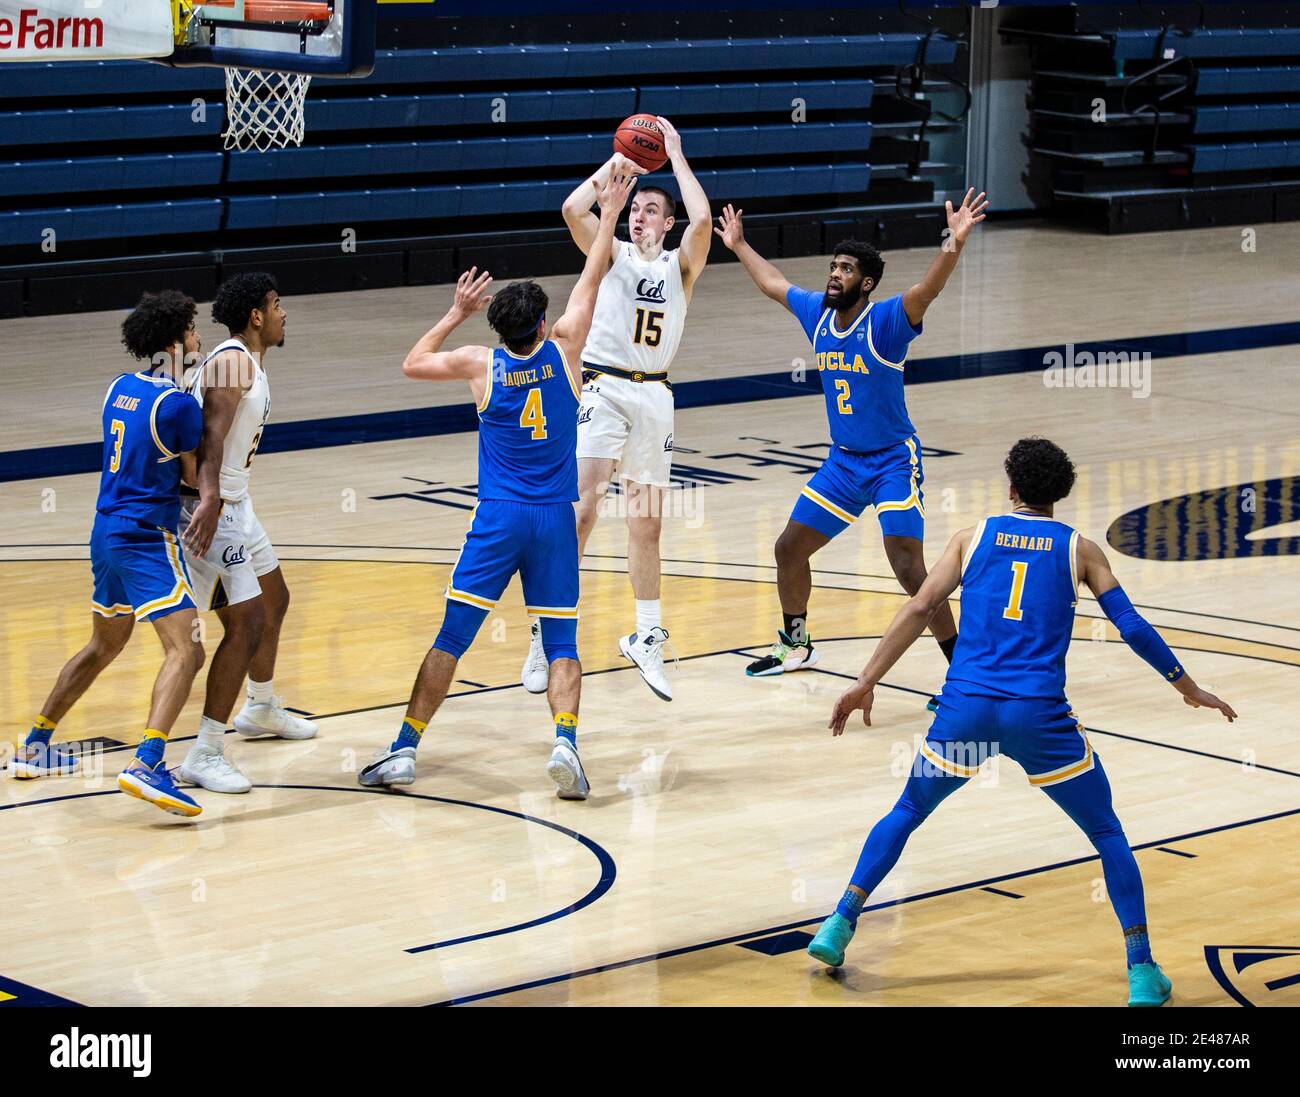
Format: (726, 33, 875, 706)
(813, 965, 1054, 996)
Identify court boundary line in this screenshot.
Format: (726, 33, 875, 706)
(426, 805, 1300, 1006)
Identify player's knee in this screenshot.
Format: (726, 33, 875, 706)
(774, 529, 808, 569)
(432, 599, 487, 660)
(539, 618, 579, 663)
(890, 554, 927, 594)
(628, 511, 662, 542)
(185, 640, 206, 678)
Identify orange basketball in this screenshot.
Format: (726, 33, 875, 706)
(614, 114, 667, 172)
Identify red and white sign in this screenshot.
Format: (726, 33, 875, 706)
(0, 1, 173, 60)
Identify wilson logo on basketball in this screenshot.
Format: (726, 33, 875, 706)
(0, 9, 103, 51)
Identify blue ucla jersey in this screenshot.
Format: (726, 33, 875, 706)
(96, 371, 204, 530)
(947, 513, 1082, 700)
(477, 340, 581, 504)
(786, 288, 921, 453)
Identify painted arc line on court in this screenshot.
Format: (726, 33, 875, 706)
(429, 805, 1300, 1007)
(0, 784, 617, 962)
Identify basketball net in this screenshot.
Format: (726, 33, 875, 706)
(223, 67, 311, 152)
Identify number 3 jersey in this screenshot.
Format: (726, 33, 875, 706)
(477, 340, 581, 504)
(96, 370, 203, 530)
(185, 336, 270, 503)
(946, 512, 1082, 701)
(581, 241, 686, 375)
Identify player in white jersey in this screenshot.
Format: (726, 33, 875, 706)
(176, 273, 317, 794)
(520, 117, 712, 702)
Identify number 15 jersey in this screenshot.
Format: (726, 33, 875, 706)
(581, 241, 686, 376)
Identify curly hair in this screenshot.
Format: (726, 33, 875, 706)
(486, 281, 549, 354)
(1004, 437, 1076, 507)
(120, 290, 196, 361)
(830, 238, 885, 295)
(212, 272, 278, 333)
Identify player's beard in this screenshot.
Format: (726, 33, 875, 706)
(822, 281, 863, 311)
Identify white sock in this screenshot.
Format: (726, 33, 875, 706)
(197, 716, 226, 753)
(248, 678, 274, 705)
(635, 599, 661, 636)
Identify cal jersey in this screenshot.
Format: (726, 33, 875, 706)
(946, 513, 1081, 700)
(581, 241, 686, 375)
(97, 371, 203, 530)
(477, 340, 580, 503)
(185, 336, 270, 502)
(786, 288, 921, 453)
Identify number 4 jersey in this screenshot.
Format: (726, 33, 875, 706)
(946, 512, 1082, 700)
(477, 340, 581, 503)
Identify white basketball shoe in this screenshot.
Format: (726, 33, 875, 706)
(358, 747, 416, 788)
(234, 695, 318, 740)
(179, 745, 252, 794)
(521, 620, 550, 694)
(619, 626, 674, 701)
(547, 739, 590, 801)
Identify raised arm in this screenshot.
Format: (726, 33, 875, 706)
(714, 204, 794, 308)
(829, 530, 969, 734)
(902, 187, 989, 326)
(552, 169, 636, 375)
(1078, 537, 1236, 721)
(561, 152, 645, 257)
(656, 117, 711, 290)
(402, 269, 493, 395)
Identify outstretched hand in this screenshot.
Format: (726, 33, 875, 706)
(945, 187, 989, 245)
(713, 203, 745, 251)
(596, 168, 636, 216)
(1180, 683, 1238, 722)
(655, 115, 682, 160)
(451, 267, 493, 317)
(829, 681, 875, 736)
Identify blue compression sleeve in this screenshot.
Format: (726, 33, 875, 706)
(1098, 586, 1184, 683)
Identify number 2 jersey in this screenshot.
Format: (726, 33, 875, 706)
(581, 241, 686, 375)
(477, 339, 581, 504)
(786, 287, 922, 454)
(96, 370, 203, 530)
(946, 512, 1082, 700)
(184, 336, 270, 503)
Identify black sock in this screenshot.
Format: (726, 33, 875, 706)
(782, 613, 808, 646)
(938, 633, 957, 663)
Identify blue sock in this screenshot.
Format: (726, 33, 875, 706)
(134, 730, 166, 770)
(555, 712, 577, 748)
(1125, 924, 1153, 968)
(391, 716, 427, 753)
(26, 715, 56, 748)
(835, 887, 867, 927)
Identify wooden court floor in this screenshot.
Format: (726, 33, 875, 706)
(1, 222, 1298, 1007)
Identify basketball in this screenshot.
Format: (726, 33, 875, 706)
(614, 113, 668, 171)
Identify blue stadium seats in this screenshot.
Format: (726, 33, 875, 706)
(0, 153, 222, 196)
(0, 200, 222, 248)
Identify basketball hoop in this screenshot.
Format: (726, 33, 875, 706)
(177, 0, 336, 151)
(223, 66, 311, 151)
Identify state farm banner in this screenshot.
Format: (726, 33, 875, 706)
(0, 1, 173, 61)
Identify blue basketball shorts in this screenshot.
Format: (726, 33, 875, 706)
(447, 499, 580, 621)
(90, 512, 196, 622)
(790, 435, 925, 541)
(921, 681, 1095, 788)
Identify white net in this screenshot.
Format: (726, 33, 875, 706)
(223, 67, 312, 152)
